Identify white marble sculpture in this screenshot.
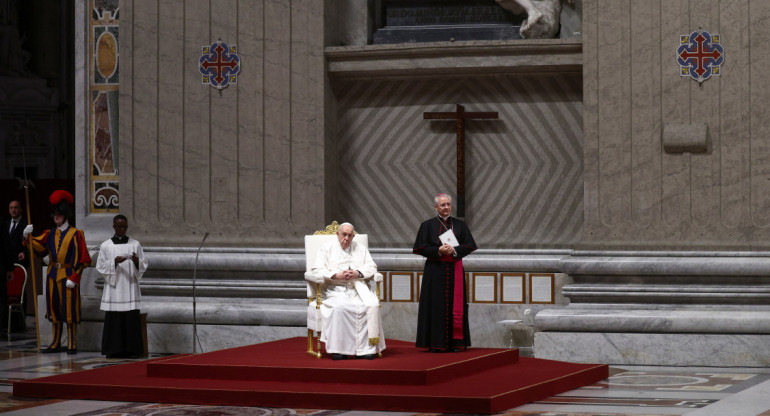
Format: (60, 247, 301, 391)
(496, 0, 572, 39)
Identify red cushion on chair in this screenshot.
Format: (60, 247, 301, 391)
(7, 265, 27, 303)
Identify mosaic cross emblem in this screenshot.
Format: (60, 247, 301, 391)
(199, 40, 241, 89)
(677, 30, 724, 84)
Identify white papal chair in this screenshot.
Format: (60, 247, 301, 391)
(304, 222, 382, 358)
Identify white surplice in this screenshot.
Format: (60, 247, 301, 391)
(96, 238, 148, 311)
(311, 239, 385, 356)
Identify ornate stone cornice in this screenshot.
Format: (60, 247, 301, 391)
(325, 39, 582, 80)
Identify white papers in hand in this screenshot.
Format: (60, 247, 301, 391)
(439, 229, 459, 247)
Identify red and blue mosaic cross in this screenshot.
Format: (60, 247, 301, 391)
(677, 29, 724, 83)
(199, 40, 241, 89)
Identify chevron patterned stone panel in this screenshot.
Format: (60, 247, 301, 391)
(335, 74, 583, 248)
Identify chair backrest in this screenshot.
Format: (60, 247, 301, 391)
(304, 234, 369, 272)
(7, 263, 27, 302)
(304, 234, 370, 299)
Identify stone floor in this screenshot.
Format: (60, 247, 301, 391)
(1, 318, 769, 416)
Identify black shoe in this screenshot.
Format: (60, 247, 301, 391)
(450, 347, 463, 352)
(358, 354, 376, 360)
(67, 348, 77, 355)
(331, 353, 346, 360)
(41, 346, 63, 353)
(428, 348, 445, 353)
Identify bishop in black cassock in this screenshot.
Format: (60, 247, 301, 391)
(412, 193, 477, 351)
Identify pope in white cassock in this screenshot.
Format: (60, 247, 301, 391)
(96, 215, 148, 358)
(311, 222, 385, 360)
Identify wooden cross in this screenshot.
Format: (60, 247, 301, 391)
(423, 104, 498, 218)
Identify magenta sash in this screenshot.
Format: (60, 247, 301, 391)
(442, 255, 465, 340)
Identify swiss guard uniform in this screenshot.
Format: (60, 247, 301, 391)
(26, 190, 91, 354)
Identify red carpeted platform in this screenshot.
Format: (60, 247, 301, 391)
(13, 337, 608, 414)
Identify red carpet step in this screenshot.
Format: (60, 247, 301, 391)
(13, 337, 608, 414)
(147, 338, 518, 385)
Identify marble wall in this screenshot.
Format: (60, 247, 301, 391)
(71, 0, 770, 362)
(108, 0, 585, 251)
(583, 0, 770, 250)
(115, 0, 327, 247)
(71, 0, 588, 354)
(332, 74, 583, 248)
(326, 0, 375, 46)
(531, 0, 770, 367)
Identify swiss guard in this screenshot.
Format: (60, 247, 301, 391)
(23, 190, 91, 354)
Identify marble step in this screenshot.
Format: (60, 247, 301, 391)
(81, 296, 307, 326)
(563, 283, 770, 304)
(536, 307, 770, 334)
(535, 331, 770, 366)
(98, 278, 307, 299)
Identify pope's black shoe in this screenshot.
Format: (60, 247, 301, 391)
(357, 354, 376, 360)
(331, 353, 346, 360)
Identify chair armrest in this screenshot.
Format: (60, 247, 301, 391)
(304, 271, 324, 284)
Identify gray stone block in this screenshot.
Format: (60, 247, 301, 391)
(662, 122, 709, 154)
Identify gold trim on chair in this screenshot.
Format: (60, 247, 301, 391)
(306, 226, 339, 359)
(314, 221, 340, 235)
(307, 281, 323, 359)
(313, 221, 359, 236)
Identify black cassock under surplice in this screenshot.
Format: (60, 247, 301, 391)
(101, 236, 144, 358)
(412, 216, 477, 350)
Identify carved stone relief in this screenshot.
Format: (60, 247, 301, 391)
(495, 0, 575, 39)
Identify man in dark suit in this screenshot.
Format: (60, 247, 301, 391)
(1, 200, 28, 331)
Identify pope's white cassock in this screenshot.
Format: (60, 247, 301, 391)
(96, 238, 148, 311)
(311, 239, 386, 356)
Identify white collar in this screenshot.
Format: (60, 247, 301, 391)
(58, 221, 70, 232)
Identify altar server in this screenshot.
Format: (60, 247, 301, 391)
(97, 214, 148, 358)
